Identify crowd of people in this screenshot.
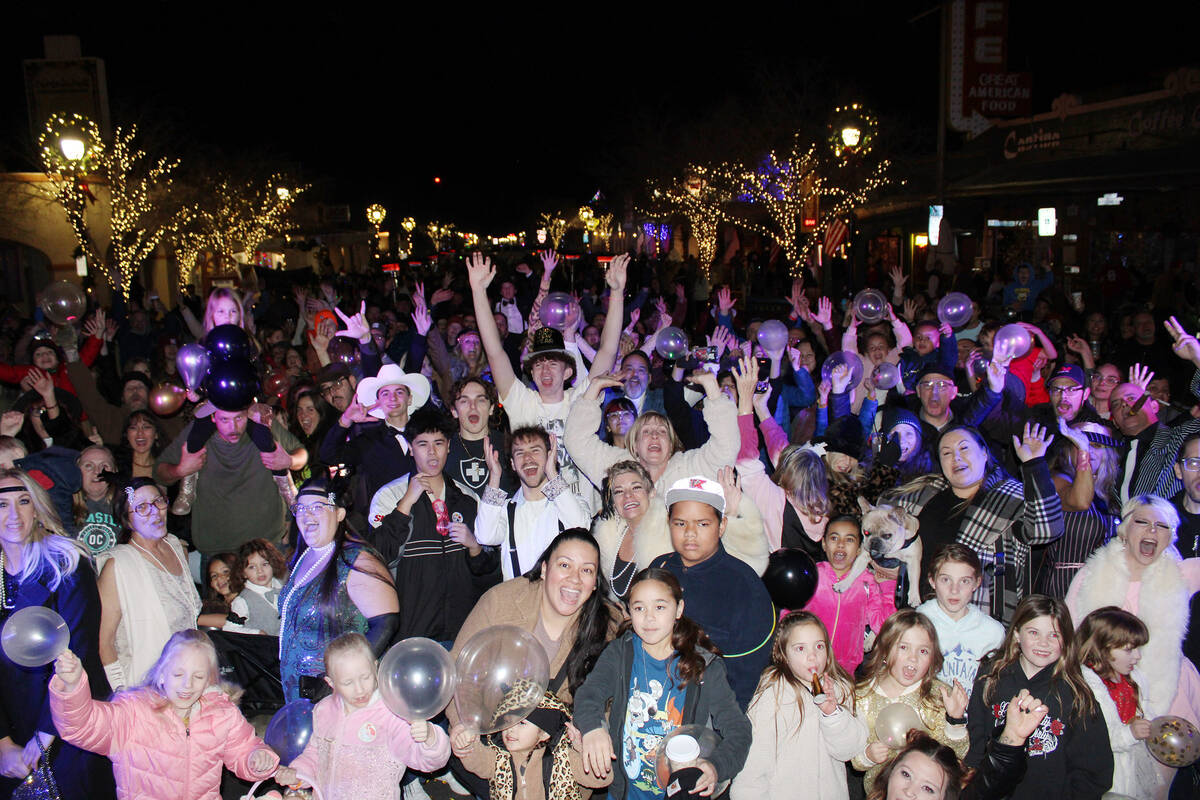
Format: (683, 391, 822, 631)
(0, 246, 1198, 800)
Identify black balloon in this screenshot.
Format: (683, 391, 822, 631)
(762, 549, 819, 610)
(202, 358, 259, 411)
(206, 324, 253, 362)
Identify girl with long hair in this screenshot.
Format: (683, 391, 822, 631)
(852, 610, 970, 794)
(574, 568, 752, 799)
(1077, 607, 1164, 799)
(50, 630, 278, 799)
(735, 611, 865, 799)
(967, 594, 1113, 800)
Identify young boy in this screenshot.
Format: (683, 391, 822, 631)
(450, 689, 610, 800)
(370, 407, 498, 643)
(803, 515, 898, 676)
(915, 544, 1005, 693)
(649, 475, 775, 710)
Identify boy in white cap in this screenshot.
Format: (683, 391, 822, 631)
(649, 476, 775, 710)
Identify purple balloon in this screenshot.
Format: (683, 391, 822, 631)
(994, 324, 1032, 359)
(852, 289, 888, 323)
(176, 344, 210, 392)
(820, 351, 864, 389)
(539, 292, 578, 332)
(655, 327, 690, 361)
(264, 699, 313, 764)
(756, 319, 789, 352)
(937, 292, 973, 328)
(327, 336, 361, 366)
(872, 361, 900, 390)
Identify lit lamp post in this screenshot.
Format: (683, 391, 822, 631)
(367, 204, 387, 262)
(828, 103, 877, 159)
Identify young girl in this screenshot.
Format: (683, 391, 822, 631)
(915, 544, 1005, 694)
(804, 515, 897, 675)
(574, 568, 752, 799)
(734, 612, 867, 799)
(49, 629, 279, 799)
(851, 610, 969, 793)
(276, 633, 449, 800)
(223, 538, 287, 636)
(452, 688, 611, 800)
(1077, 607, 1164, 800)
(966, 594, 1113, 800)
(197, 553, 238, 629)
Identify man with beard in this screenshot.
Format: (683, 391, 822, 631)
(1025, 364, 1102, 442)
(602, 351, 664, 416)
(1110, 317, 1200, 506)
(474, 427, 590, 581)
(314, 363, 357, 414)
(903, 351, 1010, 465)
(447, 377, 514, 494)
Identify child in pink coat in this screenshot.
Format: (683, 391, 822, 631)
(49, 630, 279, 800)
(276, 633, 451, 800)
(803, 515, 897, 675)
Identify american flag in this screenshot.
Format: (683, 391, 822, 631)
(823, 217, 850, 253)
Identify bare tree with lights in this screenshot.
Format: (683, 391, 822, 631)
(170, 173, 306, 289)
(640, 165, 739, 274)
(38, 112, 194, 299)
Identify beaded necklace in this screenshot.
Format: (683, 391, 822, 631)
(277, 542, 335, 657)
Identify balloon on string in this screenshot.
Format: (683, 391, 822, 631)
(539, 292, 578, 332)
(264, 699, 313, 765)
(326, 336, 360, 366)
(454, 625, 550, 734)
(1, 606, 70, 668)
(761, 549, 819, 610)
(966, 349, 991, 386)
(1145, 715, 1200, 768)
(41, 281, 86, 326)
(820, 351, 864, 388)
(756, 319, 789, 353)
(936, 292, 973, 328)
(379, 637, 457, 721)
(205, 325, 253, 362)
(654, 327, 690, 362)
(852, 289, 888, 323)
(875, 702, 926, 749)
(176, 344, 210, 391)
(148, 383, 186, 416)
(202, 359, 258, 411)
(993, 324, 1032, 359)
(871, 361, 900, 390)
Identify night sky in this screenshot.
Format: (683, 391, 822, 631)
(3, 4, 1196, 233)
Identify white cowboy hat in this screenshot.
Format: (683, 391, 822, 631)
(355, 364, 430, 419)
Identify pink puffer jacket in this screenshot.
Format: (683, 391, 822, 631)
(288, 691, 450, 800)
(50, 672, 279, 800)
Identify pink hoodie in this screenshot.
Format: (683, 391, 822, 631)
(49, 672, 278, 800)
(803, 562, 897, 674)
(288, 691, 451, 800)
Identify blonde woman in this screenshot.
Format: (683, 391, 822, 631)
(0, 467, 114, 797)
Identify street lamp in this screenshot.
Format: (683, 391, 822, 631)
(840, 126, 862, 149)
(59, 137, 85, 163)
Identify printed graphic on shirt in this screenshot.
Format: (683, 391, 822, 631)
(623, 678, 683, 797)
(992, 700, 1063, 757)
(458, 457, 488, 490)
(941, 642, 987, 689)
(358, 722, 377, 742)
(77, 511, 119, 555)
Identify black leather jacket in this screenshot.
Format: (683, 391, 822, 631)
(964, 739, 1027, 800)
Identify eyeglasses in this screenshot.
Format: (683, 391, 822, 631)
(1092, 375, 1120, 386)
(606, 411, 635, 421)
(319, 377, 348, 397)
(1049, 384, 1085, 396)
(1180, 457, 1200, 472)
(1129, 517, 1174, 535)
(917, 380, 955, 391)
(134, 496, 168, 517)
(290, 501, 336, 517)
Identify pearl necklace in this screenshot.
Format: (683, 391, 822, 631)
(278, 542, 334, 657)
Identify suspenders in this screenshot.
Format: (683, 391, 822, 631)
(505, 500, 565, 578)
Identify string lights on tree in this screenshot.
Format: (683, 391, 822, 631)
(639, 165, 744, 275)
(39, 113, 193, 298)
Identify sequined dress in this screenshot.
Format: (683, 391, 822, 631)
(277, 542, 368, 702)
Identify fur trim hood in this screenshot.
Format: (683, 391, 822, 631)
(1070, 539, 1188, 710)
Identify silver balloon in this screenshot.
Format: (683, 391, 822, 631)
(871, 361, 900, 390)
(41, 281, 86, 326)
(1, 606, 70, 668)
(994, 324, 1032, 359)
(875, 702, 926, 749)
(378, 637, 456, 721)
(654, 327, 690, 361)
(820, 350, 864, 388)
(852, 289, 888, 324)
(454, 625, 549, 734)
(176, 344, 210, 392)
(756, 319, 789, 352)
(263, 698, 313, 765)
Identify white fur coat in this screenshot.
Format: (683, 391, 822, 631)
(592, 495, 769, 589)
(1082, 665, 1165, 799)
(1067, 539, 1189, 711)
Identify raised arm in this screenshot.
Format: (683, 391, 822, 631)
(562, 374, 628, 489)
(466, 252, 517, 398)
(588, 254, 629, 379)
(1012, 423, 1065, 546)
